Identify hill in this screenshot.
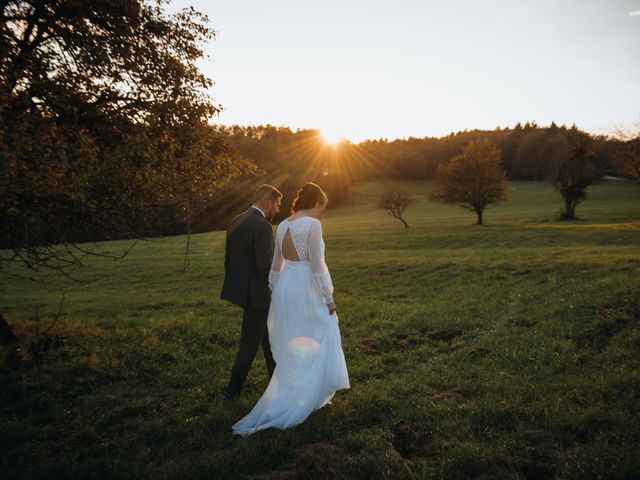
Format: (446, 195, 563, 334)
(1, 180, 639, 479)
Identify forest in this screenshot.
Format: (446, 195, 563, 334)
(199, 122, 629, 230)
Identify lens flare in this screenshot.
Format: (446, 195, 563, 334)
(287, 336, 321, 360)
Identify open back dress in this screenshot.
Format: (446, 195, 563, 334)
(231, 216, 350, 436)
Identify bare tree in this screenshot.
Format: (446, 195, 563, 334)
(379, 190, 413, 228)
(428, 139, 508, 225)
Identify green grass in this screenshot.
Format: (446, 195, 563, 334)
(1, 181, 639, 479)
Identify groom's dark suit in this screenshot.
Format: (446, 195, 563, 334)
(221, 207, 277, 398)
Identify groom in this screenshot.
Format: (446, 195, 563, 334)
(221, 184, 282, 399)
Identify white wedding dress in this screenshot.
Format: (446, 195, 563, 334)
(232, 216, 350, 436)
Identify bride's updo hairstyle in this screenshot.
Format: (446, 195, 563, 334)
(291, 182, 328, 214)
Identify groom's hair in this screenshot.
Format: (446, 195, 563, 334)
(253, 184, 283, 204)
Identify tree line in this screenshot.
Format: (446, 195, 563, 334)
(214, 121, 627, 183)
(126, 121, 636, 233)
(211, 122, 636, 225)
(380, 128, 611, 227)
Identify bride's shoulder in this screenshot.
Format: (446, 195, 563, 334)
(295, 215, 318, 226)
(308, 217, 323, 231)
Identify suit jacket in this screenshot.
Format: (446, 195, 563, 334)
(220, 207, 275, 310)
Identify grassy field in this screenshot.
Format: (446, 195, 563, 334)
(1, 180, 639, 479)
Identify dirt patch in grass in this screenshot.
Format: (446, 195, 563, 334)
(360, 338, 384, 355)
(437, 343, 463, 354)
(569, 302, 638, 351)
(360, 327, 472, 357)
(421, 327, 465, 341)
(257, 442, 353, 479)
(389, 421, 435, 459)
(110, 417, 154, 435)
(360, 331, 421, 355)
(360, 325, 470, 356)
(431, 383, 477, 403)
(517, 462, 557, 480)
(468, 346, 492, 358)
(390, 332, 420, 349)
(475, 451, 558, 480)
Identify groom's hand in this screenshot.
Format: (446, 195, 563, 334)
(327, 302, 337, 315)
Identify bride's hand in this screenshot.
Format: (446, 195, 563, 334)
(327, 302, 337, 315)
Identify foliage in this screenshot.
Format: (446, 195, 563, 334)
(378, 189, 413, 228)
(620, 139, 640, 185)
(547, 128, 604, 220)
(428, 139, 508, 224)
(612, 125, 640, 186)
(211, 125, 356, 222)
(0, 0, 254, 279)
(216, 122, 622, 185)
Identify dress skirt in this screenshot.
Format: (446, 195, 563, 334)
(231, 260, 350, 436)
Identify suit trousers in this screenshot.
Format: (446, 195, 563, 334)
(226, 306, 276, 398)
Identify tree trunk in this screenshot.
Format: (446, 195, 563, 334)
(182, 199, 191, 273)
(399, 216, 410, 228)
(563, 197, 575, 220)
(476, 209, 483, 225)
(0, 313, 19, 344)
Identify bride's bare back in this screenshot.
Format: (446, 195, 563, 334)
(268, 215, 334, 306)
(282, 229, 300, 261)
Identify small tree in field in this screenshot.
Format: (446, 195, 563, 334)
(624, 139, 640, 184)
(428, 139, 507, 225)
(613, 125, 640, 186)
(547, 129, 603, 220)
(379, 190, 413, 228)
(620, 141, 640, 185)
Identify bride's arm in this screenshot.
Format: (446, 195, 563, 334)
(268, 224, 284, 291)
(309, 220, 334, 305)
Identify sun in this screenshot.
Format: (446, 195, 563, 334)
(320, 128, 346, 145)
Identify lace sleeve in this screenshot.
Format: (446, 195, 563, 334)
(308, 219, 334, 304)
(268, 223, 285, 291)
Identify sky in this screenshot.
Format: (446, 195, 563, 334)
(169, 0, 640, 142)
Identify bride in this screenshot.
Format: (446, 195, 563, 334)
(232, 182, 350, 436)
